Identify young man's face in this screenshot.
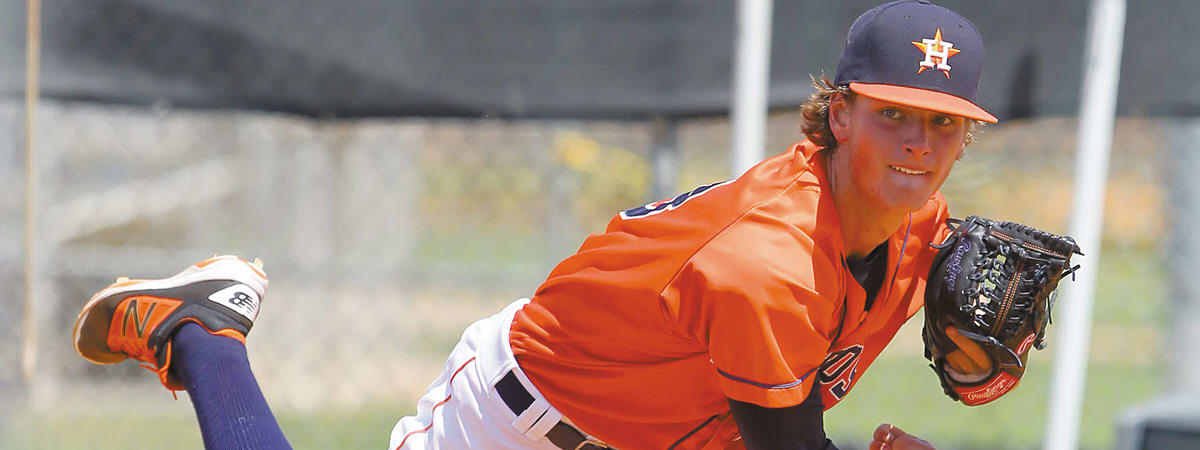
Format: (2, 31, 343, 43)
(829, 94, 969, 213)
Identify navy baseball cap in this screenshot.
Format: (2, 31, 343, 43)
(834, 0, 997, 123)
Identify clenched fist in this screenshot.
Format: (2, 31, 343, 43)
(869, 424, 934, 450)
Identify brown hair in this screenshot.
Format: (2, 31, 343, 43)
(799, 74, 982, 151)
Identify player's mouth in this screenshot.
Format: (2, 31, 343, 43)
(889, 165, 930, 175)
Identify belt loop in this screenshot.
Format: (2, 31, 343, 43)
(524, 405, 563, 440)
(511, 399, 548, 436)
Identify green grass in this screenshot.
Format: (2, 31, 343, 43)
(4, 412, 203, 450)
(1090, 243, 1167, 327)
(2, 403, 416, 450)
(278, 406, 416, 450)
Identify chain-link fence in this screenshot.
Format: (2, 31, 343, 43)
(0, 96, 1176, 449)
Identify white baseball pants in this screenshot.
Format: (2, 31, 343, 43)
(389, 298, 584, 450)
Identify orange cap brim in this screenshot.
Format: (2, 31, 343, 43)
(849, 82, 998, 124)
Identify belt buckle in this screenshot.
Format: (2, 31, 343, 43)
(573, 438, 607, 450)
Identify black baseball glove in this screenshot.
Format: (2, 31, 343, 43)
(922, 216, 1081, 406)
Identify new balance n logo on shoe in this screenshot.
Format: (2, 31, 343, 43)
(112, 296, 182, 341)
(123, 300, 156, 338)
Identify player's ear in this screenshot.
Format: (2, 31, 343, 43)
(829, 93, 852, 144)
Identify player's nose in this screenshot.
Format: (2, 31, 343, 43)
(902, 121, 932, 158)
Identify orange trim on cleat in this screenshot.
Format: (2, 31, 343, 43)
(109, 278, 146, 289)
(193, 256, 224, 269)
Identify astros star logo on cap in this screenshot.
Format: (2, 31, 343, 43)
(834, 0, 998, 123)
(911, 28, 960, 78)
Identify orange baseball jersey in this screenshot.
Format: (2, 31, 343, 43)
(509, 139, 953, 449)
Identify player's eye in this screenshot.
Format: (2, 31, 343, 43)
(931, 115, 956, 126)
(880, 108, 901, 119)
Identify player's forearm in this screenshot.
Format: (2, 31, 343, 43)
(727, 397, 839, 450)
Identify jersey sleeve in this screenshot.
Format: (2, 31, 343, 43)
(660, 221, 843, 408)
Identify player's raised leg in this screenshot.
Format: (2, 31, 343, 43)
(73, 255, 291, 450)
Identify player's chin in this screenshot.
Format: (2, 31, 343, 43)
(878, 187, 938, 213)
(887, 178, 943, 209)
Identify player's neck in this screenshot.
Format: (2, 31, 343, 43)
(835, 196, 905, 259)
(824, 150, 907, 259)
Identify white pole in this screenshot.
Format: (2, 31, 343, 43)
(1044, 0, 1126, 449)
(22, 0, 42, 387)
(730, 0, 773, 178)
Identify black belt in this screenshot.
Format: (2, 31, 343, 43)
(496, 371, 610, 450)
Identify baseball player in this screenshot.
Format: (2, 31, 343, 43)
(73, 1, 1011, 449)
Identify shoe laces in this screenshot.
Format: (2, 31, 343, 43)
(112, 332, 159, 367)
(112, 333, 181, 396)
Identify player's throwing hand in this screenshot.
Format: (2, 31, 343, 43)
(869, 424, 935, 450)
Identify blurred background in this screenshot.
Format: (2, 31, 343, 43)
(0, 0, 1196, 449)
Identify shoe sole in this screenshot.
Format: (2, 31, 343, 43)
(72, 255, 269, 365)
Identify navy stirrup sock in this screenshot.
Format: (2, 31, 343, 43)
(172, 323, 291, 450)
